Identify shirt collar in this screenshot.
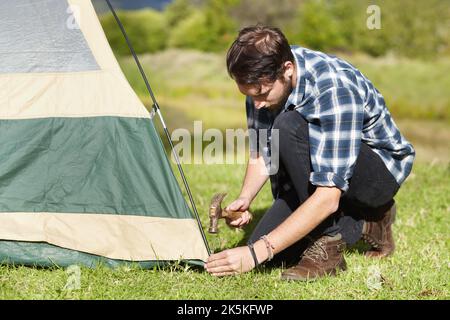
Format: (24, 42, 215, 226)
(283, 46, 306, 111)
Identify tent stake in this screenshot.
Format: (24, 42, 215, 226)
(105, 0, 211, 257)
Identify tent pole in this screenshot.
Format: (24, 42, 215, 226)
(104, 0, 211, 256)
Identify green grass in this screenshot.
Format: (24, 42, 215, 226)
(0, 162, 448, 300)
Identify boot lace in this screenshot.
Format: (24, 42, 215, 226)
(362, 233, 380, 249)
(302, 237, 328, 262)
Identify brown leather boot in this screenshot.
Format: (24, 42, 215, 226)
(361, 202, 396, 258)
(280, 234, 347, 281)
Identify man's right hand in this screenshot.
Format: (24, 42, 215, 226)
(224, 154, 268, 229)
(225, 197, 252, 228)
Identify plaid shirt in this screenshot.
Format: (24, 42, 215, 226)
(246, 46, 415, 194)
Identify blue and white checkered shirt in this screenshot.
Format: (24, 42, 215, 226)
(246, 46, 415, 193)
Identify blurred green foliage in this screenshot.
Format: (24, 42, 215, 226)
(164, 0, 194, 27)
(99, 0, 450, 59)
(167, 0, 237, 52)
(293, 0, 345, 51)
(100, 9, 168, 54)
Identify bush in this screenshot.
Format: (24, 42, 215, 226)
(168, 10, 211, 51)
(97, 0, 449, 59)
(288, 0, 449, 59)
(383, 0, 450, 59)
(100, 9, 168, 55)
(291, 0, 344, 51)
(168, 4, 237, 52)
(164, 0, 195, 27)
(330, 0, 391, 56)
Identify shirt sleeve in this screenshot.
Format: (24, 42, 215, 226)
(308, 87, 364, 192)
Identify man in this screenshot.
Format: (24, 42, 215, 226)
(205, 25, 415, 280)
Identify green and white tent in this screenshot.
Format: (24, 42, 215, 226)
(0, 0, 209, 268)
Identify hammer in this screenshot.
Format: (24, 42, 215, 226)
(208, 193, 252, 233)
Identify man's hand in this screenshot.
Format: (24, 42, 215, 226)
(205, 246, 255, 276)
(225, 197, 252, 228)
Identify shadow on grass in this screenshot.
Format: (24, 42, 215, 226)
(346, 241, 371, 255)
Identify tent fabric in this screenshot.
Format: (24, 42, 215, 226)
(0, 212, 207, 261)
(0, 0, 99, 73)
(0, 117, 193, 219)
(0, 72, 150, 119)
(67, 0, 126, 70)
(0, 0, 209, 267)
(0, 241, 205, 268)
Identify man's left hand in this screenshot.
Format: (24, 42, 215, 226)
(205, 246, 255, 276)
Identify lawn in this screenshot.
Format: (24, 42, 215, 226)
(0, 161, 448, 300)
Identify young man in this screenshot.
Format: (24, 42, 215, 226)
(205, 26, 415, 280)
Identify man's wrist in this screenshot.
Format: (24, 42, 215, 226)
(253, 239, 269, 264)
(238, 193, 253, 203)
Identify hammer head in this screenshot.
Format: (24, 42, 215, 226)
(208, 193, 227, 233)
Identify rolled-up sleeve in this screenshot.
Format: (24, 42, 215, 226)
(307, 87, 364, 192)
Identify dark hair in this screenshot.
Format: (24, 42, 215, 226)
(226, 25, 294, 85)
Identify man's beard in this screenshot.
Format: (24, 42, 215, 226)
(265, 78, 293, 111)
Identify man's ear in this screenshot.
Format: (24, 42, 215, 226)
(283, 61, 295, 78)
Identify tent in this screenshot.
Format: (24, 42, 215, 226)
(0, 0, 209, 268)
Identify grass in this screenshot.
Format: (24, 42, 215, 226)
(0, 162, 448, 299)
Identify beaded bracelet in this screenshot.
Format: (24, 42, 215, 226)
(260, 235, 275, 261)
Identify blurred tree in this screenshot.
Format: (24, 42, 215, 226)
(230, 0, 302, 29)
(99, 0, 449, 59)
(164, 0, 195, 27)
(290, 0, 344, 51)
(288, 0, 449, 58)
(334, 0, 393, 56)
(385, 0, 450, 58)
(168, 0, 238, 52)
(168, 10, 210, 50)
(100, 9, 168, 55)
(204, 0, 239, 50)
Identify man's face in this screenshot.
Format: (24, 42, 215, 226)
(236, 62, 296, 111)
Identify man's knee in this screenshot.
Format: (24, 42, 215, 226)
(272, 110, 308, 144)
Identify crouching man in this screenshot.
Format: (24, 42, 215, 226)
(205, 25, 415, 281)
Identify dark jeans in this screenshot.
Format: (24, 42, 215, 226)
(248, 110, 400, 266)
